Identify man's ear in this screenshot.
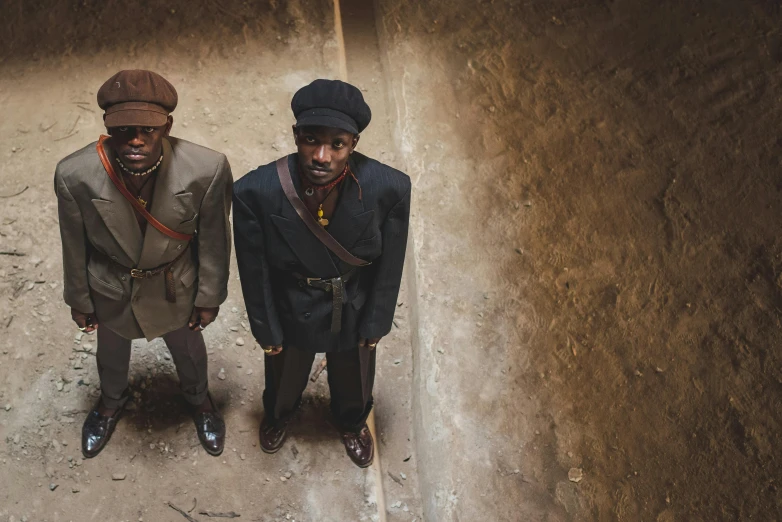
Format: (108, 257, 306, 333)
(350, 133, 360, 153)
(164, 115, 173, 137)
(292, 125, 299, 146)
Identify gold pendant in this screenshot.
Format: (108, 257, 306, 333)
(318, 217, 329, 226)
(137, 197, 147, 208)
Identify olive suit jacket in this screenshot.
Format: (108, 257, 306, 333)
(54, 137, 233, 341)
(232, 152, 411, 353)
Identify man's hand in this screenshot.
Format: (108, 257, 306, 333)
(189, 306, 220, 331)
(358, 337, 382, 350)
(71, 308, 98, 333)
(261, 344, 283, 356)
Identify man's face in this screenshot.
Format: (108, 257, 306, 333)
(293, 125, 359, 185)
(107, 116, 172, 172)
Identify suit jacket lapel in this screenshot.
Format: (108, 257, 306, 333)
(137, 139, 190, 269)
(271, 155, 338, 276)
(91, 161, 144, 266)
(327, 155, 375, 255)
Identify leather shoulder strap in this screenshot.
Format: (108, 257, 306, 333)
(276, 156, 369, 267)
(96, 135, 193, 242)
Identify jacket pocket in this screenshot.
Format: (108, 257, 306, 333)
(87, 268, 124, 300)
(180, 265, 197, 288)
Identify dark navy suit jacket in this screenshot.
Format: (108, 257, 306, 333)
(232, 152, 411, 352)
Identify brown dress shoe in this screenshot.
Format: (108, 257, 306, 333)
(341, 423, 374, 468)
(259, 416, 288, 454)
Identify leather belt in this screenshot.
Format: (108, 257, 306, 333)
(293, 269, 356, 334)
(92, 243, 191, 303)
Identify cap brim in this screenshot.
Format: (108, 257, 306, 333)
(296, 114, 359, 135)
(104, 109, 169, 128)
(104, 101, 169, 128)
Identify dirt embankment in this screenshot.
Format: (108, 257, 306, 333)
(378, 0, 782, 520)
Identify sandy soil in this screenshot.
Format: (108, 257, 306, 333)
(377, 0, 782, 520)
(0, 1, 422, 521)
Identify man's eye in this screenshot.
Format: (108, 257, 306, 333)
(305, 136, 316, 143)
(333, 142, 344, 149)
(144, 127, 155, 133)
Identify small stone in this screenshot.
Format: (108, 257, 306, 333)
(4, 404, 11, 411)
(280, 476, 287, 482)
(284, 471, 292, 479)
(13, 434, 20, 444)
(217, 368, 226, 380)
(568, 467, 583, 483)
(240, 453, 246, 460)
(49, 483, 58, 491)
(235, 337, 245, 346)
(72, 487, 80, 493)
(229, 326, 239, 332)
(112, 473, 126, 481)
(393, 359, 402, 365)
(246, 369, 253, 375)
(437, 347, 445, 354)
(400, 472, 407, 479)
(56, 382, 64, 391)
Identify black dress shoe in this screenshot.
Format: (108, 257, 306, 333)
(193, 394, 225, 456)
(259, 416, 288, 454)
(341, 423, 374, 468)
(82, 401, 124, 459)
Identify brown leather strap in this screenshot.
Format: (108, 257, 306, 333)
(276, 157, 369, 267)
(96, 135, 193, 242)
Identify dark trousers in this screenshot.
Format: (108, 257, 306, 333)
(263, 345, 376, 433)
(96, 324, 209, 409)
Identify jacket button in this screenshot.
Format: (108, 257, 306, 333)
(111, 255, 117, 260)
(121, 275, 127, 281)
(177, 244, 183, 250)
(304, 312, 311, 319)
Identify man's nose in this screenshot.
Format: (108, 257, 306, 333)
(129, 128, 145, 147)
(312, 145, 330, 164)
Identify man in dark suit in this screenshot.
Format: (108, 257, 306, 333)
(233, 79, 410, 467)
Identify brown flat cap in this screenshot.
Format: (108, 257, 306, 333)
(97, 70, 177, 127)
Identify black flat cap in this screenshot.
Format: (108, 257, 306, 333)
(291, 79, 371, 134)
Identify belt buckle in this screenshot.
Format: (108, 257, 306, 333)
(130, 268, 145, 279)
(306, 277, 321, 285)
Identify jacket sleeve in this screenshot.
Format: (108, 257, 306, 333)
(358, 184, 411, 339)
(54, 168, 94, 314)
(232, 189, 284, 346)
(194, 155, 233, 308)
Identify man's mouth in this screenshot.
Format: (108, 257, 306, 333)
(124, 151, 148, 162)
(308, 166, 330, 175)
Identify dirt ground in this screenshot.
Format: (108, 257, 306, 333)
(1, 0, 782, 521)
(376, 0, 782, 520)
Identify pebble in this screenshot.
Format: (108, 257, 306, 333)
(4, 404, 11, 411)
(49, 483, 58, 491)
(13, 434, 20, 444)
(240, 453, 246, 460)
(218, 368, 226, 380)
(284, 471, 292, 479)
(112, 473, 126, 481)
(400, 472, 407, 479)
(56, 382, 64, 392)
(72, 487, 80, 493)
(568, 468, 583, 483)
(235, 337, 245, 346)
(229, 326, 239, 332)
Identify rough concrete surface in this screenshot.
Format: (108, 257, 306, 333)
(0, 1, 421, 521)
(376, 0, 782, 521)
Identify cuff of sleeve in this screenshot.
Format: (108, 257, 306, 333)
(194, 290, 228, 309)
(64, 295, 95, 315)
